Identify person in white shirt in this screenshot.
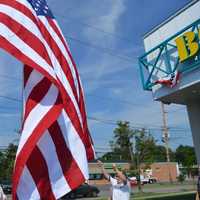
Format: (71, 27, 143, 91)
(0, 185, 7, 200)
(97, 160, 131, 200)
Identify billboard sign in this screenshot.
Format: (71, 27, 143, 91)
(139, 1, 200, 104)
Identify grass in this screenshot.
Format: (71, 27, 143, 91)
(139, 181, 196, 189)
(133, 191, 196, 200)
(93, 181, 197, 200)
(132, 181, 196, 193)
(91, 191, 196, 200)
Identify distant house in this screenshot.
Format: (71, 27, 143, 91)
(150, 162, 180, 182)
(88, 162, 131, 185)
(88, 161, 180, 184)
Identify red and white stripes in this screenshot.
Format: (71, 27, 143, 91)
(0, 0, 95, 199)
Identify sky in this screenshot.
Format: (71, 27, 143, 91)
(0, 0, 194, 154)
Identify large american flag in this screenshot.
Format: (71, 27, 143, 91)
(0, 0, 95, 199)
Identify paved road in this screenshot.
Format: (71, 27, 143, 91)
(85, 183, 196, 198)
(5, 182, 197, 200)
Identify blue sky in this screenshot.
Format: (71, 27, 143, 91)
(0, 0, 194, 153)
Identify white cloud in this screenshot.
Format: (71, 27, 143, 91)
(79, 0, 130, 82)
(83, 0, 126, 43)
(0, 0, 190, 149)
(80, 55, 134, 93)
(0, 134, 19, 146)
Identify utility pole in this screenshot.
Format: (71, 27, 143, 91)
(161, 102, 173, 183)
(161, 102, 170, 162)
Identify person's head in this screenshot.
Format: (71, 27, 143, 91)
(114, 170, 127, 184)
(115, 174, 123, 184)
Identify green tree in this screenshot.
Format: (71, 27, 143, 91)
(107, 122, 170, 164)
(177, 174, 186, 184)
(0, 144, 17, 181)
(175, 145, 196, 166)
(153, 145, 166, 162)
(110, 121, 134, 161)
(135, 129, 157, 164)
(153, 145, 175, 162)
(175, 145, 197, 177)
(107, 122, 178, 191)
(101, 152, 122, 162)
(0, 151, 5, 180)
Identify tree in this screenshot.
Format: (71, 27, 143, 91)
(175, 145, 196, 166)
(107, 122, 169, 164)
(175, 145, 197, 177)
(135, 129, 157, 165)
(177, 174, 186, 184)
(0, 143, 17, 181)
(0, 151, 5, 180)
(106, 122, 180, 191)
(101, 152, 122, 162)
(133, 129, 156, 191)
(110, 121, 134, 161)
(153, 145, 175, 162)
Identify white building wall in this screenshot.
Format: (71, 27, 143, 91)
(142, 0, 200, 165)
(142, 0, 200, 101)
(144, 1, 200, 52)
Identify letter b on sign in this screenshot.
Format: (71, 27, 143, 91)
(175, 31, 199, 62)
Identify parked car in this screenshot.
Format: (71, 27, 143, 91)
(129, 176, 157, 186)
(148, 177, 157, 184)
(0, 180, 12, 194)
(140, 177, 149, 184)
(61, 183, 100, 199)
(140, 176, 157, 184)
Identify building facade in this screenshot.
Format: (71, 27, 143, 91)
(88, 162, 179, 184)
(139, 0, 200, 164)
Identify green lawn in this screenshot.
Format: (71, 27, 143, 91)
(137, 181, 196, 189)
(133, 192, 196, 200)
(95, 192, 196, 200)
(96, 182, 197, 200)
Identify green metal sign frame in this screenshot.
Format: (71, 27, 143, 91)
(139, 18, 200, 91)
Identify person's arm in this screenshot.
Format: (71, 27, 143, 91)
(97, 160, 110, 180)
(112, 164, 127, 183)
(0, 186, 6, 200)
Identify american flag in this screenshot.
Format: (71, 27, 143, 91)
(0, 0, 95, 199)
(155, 71, 180, 88)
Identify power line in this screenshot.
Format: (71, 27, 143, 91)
(0, 95, 21, 102)
(0, 73, 21, 81)
(0, 73, 147, 108)
(0, 74, 152, 109)
(0, 85, 186, 117)
(88, 116, 191, 134)
(66, 35, 134, 62)
(0, 72, 185, 117)
(0, 93, 191, 134)
(0, 73, 186, 116)
(58, 14, 133, 44)
(87, 94, 148, 107)
(0, 77, 153, 109)
(87, 94, 184, 116)
(0, 106, 20, 111)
